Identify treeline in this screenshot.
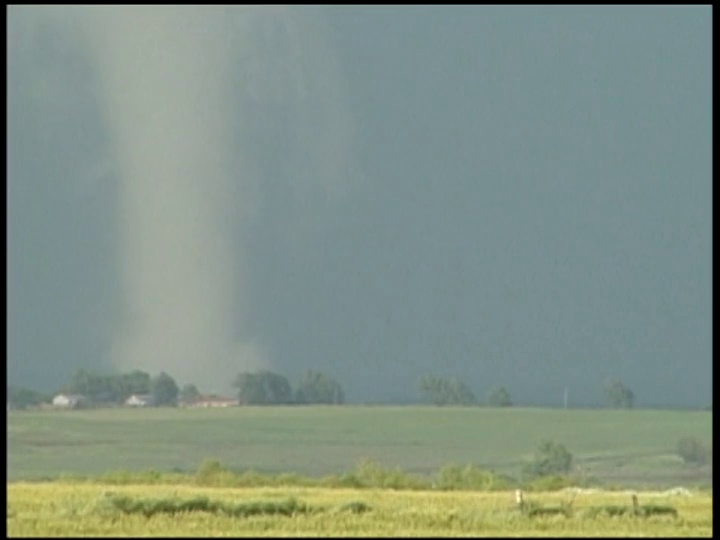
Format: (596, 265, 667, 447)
(418, 376, 643, 410)
(234, 369, 345, 405)
(8, 369, 180, 408)
(7, 367, 697, 411)
(6, 367, 346, 409)
(419, 376, 513, 407)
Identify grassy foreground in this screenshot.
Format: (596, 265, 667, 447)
(7, 406, 712, 487)
(7, 482, 712, 537)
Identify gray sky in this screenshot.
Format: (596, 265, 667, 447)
(7, 6, 712, 407)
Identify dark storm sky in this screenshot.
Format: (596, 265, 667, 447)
(7, 6, 712, 407)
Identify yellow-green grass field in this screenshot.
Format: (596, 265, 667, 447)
(7, 482, 712, 537)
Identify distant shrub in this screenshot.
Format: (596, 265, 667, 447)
(436, 464, 512, 491)
(486, 386, 513, 407)
(97, 469, 181, 485)
(525, 474, 573, 492)
(235, 470, 274, 487)
(677, 437, 711, 466)
(338, 459, 429, 490)
(321, 473, 364, 489)
(194, 458, 240, 487)
(523, 440, 573, 478)
(275, 472, 315, 487)
(419, 376, 478, 406)
(603, 379, 635, 409)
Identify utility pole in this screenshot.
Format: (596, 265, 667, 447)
(563, 387, 568, 410)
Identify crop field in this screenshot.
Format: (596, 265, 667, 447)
(7, 482, 713, 537)
(7, 406, 712, 487)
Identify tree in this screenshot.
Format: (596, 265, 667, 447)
(122, 370, 152, 396)
(109, 370, 151, 403)
(151, 372, 179, 407)
(179, 384, 201, 403)
(604, 379, 635, 409)
(523, 439, 573, 478)
(7, 386, 49, 410)
(66, 368, 115, 404)
(233, 370, 293, 405)
(419, 376, 477, 406)
(65, 368, 155, 405)
(487, 386, 512, 407)
(294, 370, 345, 404)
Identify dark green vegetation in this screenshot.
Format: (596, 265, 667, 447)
(419, 376, 478, 406)
(10, 367, 642, 410)
(7, 407, 712, 488)
(582, 494, 678, 519)
(604, 379, 636, 409)
(294, 370, 345, 405)
(150, 372, 179, 407)
(487, 386, 513, 407)
(7, 386, 51, 410)
(522, 440, 573, 478)
(516, 492, 575, 518)
(8, 367, 349, 408)
(105, 494, 319, 518)
(234, 370, 294, 405)
(64, 369, 154, 407)
(100, 493, 372, 519)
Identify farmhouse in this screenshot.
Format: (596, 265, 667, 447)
(125, 394, 154, 407)
(52, 393, 87, 409)
(185, 395, 238, 408)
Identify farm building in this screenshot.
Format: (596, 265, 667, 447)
(125, 394, 154, 407)
(52, 394, 87, 409)
(184, 395, 238, 408)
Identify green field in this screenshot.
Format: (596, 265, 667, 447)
(7, 483, 713, 537)
(7, 406, 712, 488)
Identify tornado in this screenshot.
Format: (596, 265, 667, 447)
(74, 6, 353, 392)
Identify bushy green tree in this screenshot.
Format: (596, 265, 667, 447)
(151, 372, 179, 407)
(523, 439, 573, 478)
(419, 376, 477, 406)
(179, 383, 201, 403)
(487, 386, 512, 407)
(295, 370, 345, 404)
(234, 370, 293, 405)
(64, 368, 154, 405)
(65, 369, 115, 404)
(604, 379, 635, 409)
(109, 370, 151, 402)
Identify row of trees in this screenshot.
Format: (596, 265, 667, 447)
(7, 385, 51, 410)
(7, 367, 641, 411)
(61, 368, 180, 407)
(7, 367, 347, 410)
(418, 376, 638, 409)
(419, 376, 512, 407)
(233, 370, 345, 405)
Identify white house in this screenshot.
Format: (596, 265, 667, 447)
(52, 394, 86, 409)
(125, 394, 153, 407)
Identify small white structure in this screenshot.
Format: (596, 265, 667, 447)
(52, 394, 86, 409)
(189, 396, 238, 408)
(125, 394, 153, 407)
